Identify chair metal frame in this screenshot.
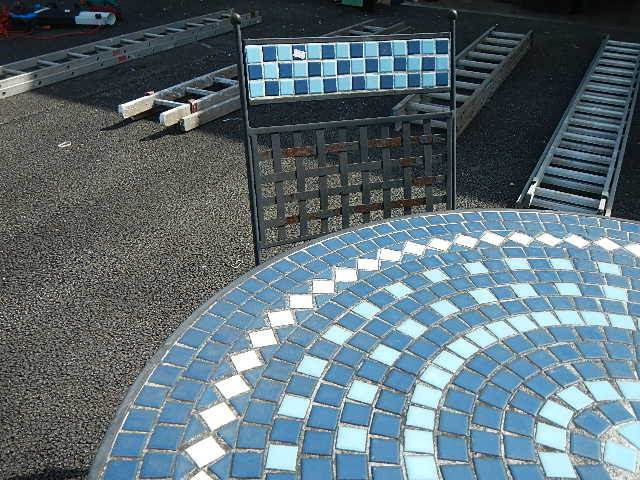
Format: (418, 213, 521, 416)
(231, 11, 458, 264)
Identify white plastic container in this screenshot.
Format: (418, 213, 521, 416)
(75, 11, 116, 26)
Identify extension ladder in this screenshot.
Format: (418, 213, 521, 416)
(518, 38, 640, 216)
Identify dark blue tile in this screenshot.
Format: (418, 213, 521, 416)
(336, 454, 367, 480)
(370, 412, 400, 438)
(369, 438, 399, 464)
(437, 436, 468, 461)
(303, 430, 333, 455)
(470, 429, 500, 456)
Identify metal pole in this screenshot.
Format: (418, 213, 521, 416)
(447, 9, 458, 210)
(231, 12, 262, 265)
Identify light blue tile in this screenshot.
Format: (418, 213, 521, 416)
(337, 425, 367, 451)
(598, 261, 621, 275)
(465, 327, 496, 347)
(277, 44, 292, 61)
(506, 258, 530, 270)
(338, 76, 352, 92)
(469, 288, 497, 304)
(532, 311, 559, 326)
(407, 56, 421, 71)
(539, 452, 577, 478)
(420, 365, 452, 389)
(353, 301, 380, 320)
(423, 269, 449, 283)
(393, 40, 407, 56)
(581, 311, 607, 326)
(406, 405, 435, 429)
(435, 56, 449, 70)
(365, 74, 379, 90)
(263, 62, 279, 79)
(364, 42, 378, 57)
(347, 380, 378, 404)
(431, 300, 459, 317)
(404, 454, 438, 480)
(558, 386, 593, 410)
(397, 319, 427, 338)
(278, 394, 311, 418)
(245, 45, 262, 63)
(487, 320, 516, 339)
(351, 59, 365, 74)
(617, 380, 640, 400)
(249, 80, 265, 98)
(386, 282, 413, 298)
(508, 314, 537, 332)
(512, 283, 537, 298)
(585, 380, 621, 401)
(604, 440, 637, 471)
(323, 325, 352, 345)
(404, 429, 433, 453)
(603, 286, 627, 301)
(550, 258, 573, 270)
(307, 74, 325, 95)
(307, 43, 322, 59)
(618, 421, 640, 449)
(448, 338, 479, 358)
(379, 57, 393, 73)
(433, 350, 463, 372)
(266, 444, 298, 471)
(297, 354, 328, 377)
(411, 384, 441, 408)
(464, 262, 489, 274)
(608, 314, 635, 329)
(556, 310, 582, 325)
(336, 42, 350, 58)
(555, 283, 581, 296)
(421, 39, 435, 54)
(539, 400, 573, 427)
(421, 73, 436, 87)
(371, 344, 401, 366)
(394, 73, 408, 88)
(280, 79, 294, 96)
(322, 60, 337, 76)
(535, 422, 567, 450)
(293, 61, 307, 78)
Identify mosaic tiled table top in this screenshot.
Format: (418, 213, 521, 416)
(91, 210, 640, 480)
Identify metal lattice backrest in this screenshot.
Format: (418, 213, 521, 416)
(250, 114, 449, 250)
(230, 12, 458, 263)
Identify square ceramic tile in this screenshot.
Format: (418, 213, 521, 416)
(509, 232, 534, 246)
(297, 354, 328, 377)
(539, 452, 577, 478)
(200, 403, 237, 430)
(266, 444, 298, 471)
(185, 437, 225, 468)
(323, 325, 353, 345)
(290, 294, 314, 309)
(268, 310, 295, 327)
(231, 350, 263, 372)
(378, 248, 403, 262)
(357, 258, 380, 271)
(403, 241, 427, 256)
(313, 279, 335, 294)
(215, 375, 250, 399)
(250, 328, 278, 348)
(604, 440, 638, 472)
(595, 238, 620, 251)
(480, 231, 505, 246)
(347, 380, 378, 404)
(565, 234, 590, 248)
(335, 267, 358, 282)
(536, 233, 562, 246)
(454, 234, 478, 248)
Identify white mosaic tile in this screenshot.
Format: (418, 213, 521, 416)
(230, 350, 262, 372)
(335, 267, 358, 282)
(249, 328, 278, 348)
(378, 248, 403, 262)
(564, 234, 590, 248)
(268, 310, 295, 327)
(200, 403, 237, 431)
(595, 237, 620, 251)
(357, 258, 380, 271)
(480, 231, 506, 246)
(427, 238, 451, 251)
(403, 241, 427, 256)
(454, 234, 478, 248)
(624, 243, 640, 256)
(185, 437, 225, 468)
(509, 231, 534, 246)
(312, 279, 335, 294)
(289, 294, 313, 309)
(536, 233, 562, 246)
(215, 375, 250, 399)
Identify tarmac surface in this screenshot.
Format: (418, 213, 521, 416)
(0, 0, 639, 478)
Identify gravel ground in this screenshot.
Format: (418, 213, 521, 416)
(0, 1, 639, 479)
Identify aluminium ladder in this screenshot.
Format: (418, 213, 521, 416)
(518, 38, 640, 216)
(0, 10, 261, 100)
(117, 19, 411, 131)
(393, 26, 532, 134)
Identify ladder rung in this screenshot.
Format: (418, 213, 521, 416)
(585, 82, 630, 96)
(552, 157, 609, 174)
(542, 175, 604, 195)
(455, 80, 480, 90)
(559, 140, 613, 157)
(477, 43, 512, 54)
(468, 51, 505, 62)
(566, 126, 618, 141)
(3, 67, 26, 75)
(185, 87, 214, 96)
(605, 45, 640, 55)
(458, 59, 498, 70)
(607, 39, 640, 49)
(575, 104, 625, 119)
(545, 166, 605, 187)
(531, 196, 595, 214)
(569, 116, 621, 132)
(562, 131, 616, 147)
(38, 59, 59, 67)
(581, 93, 628, 107)
(598, 58, 636, 69)
(429, 92, 469, 102)
(492, 31, 525, 39)
(456, 69, 490, 80)
(591, 73, 633, 86)
(407, 102, 448, 113)
(555, 147, 612, 165)
(121, 38, 142, 45)
(535, 187, 600, 208)
(67, 52, 89, 58)
(154, 99, 186, 108)
(166, 27, 186, 33)
(484, 37, 519, 47)
(595, 66, 635, 77)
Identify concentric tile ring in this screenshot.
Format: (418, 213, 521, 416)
(89, 210, 640, 480)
